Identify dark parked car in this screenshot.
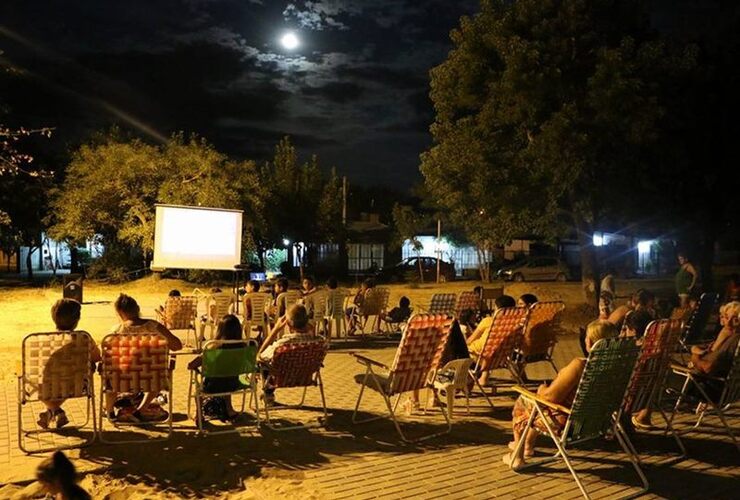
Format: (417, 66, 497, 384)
(496, 257, 570, 282)
(376, 257, 456, 283)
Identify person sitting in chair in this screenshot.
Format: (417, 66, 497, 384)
(383, 296, 412, 326)
(504, 320, 618, 471)
(37, 299, 101, 430)
(258, 304, 321, 405)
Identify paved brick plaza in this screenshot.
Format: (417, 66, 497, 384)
(2, 327, 738, 498)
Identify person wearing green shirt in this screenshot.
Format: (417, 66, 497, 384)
(675, 253, 698, 307)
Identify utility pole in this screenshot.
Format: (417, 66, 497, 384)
(436, 218, 441, 283)
(342, 176, 348, 226)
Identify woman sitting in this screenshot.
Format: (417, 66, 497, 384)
(188, 314, 247, 422)
(504, 319, 618, 470)
(106, 294, 182, 422)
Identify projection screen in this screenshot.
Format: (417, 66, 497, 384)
(151, 204, 243, 271)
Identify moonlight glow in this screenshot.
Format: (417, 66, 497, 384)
(280, 32, 299, 50)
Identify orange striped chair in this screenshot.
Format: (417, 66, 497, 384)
(157, 296, 198, 347)
(351, 314, 454, 442)
(516, 301, 565, 378)
(471, 307, 530, 392)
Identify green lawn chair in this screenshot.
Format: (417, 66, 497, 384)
(187, 340, 260, 435)
(511, 338, 647, 499)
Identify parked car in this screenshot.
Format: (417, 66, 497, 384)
(496, 257, 570, 282)
(376, 257, 456, 283)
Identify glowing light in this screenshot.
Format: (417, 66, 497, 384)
(280, 32, 299, 50)
(593, 234, 604, 247)
(283, 238, 291, 246)
(637, 240, 654, 254)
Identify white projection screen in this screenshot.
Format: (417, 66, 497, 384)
(151, 204, 243, 271)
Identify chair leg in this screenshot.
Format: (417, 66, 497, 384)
(446, 389, 455, 420)
(614, 421, 650, 496)
(689, 377, 740, 452)
(469, 370, 495, 409)
(657, 406, 687, 458)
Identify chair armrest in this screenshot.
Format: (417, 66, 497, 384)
(512, 385, 571, 414)
(350, 352, 389, 370)
(671, 363, 725, 382)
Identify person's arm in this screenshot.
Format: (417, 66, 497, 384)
(187, 356, 203, 370)
(686, 263, 698, 290)
(537, 358, 585, 404)
(155, 321, 183, 351)
(691, 351, 715, 374)
(466, 317, 491, 343)
(258, 316, 287, 356)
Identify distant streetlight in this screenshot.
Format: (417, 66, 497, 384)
(283, 238, 291, 246)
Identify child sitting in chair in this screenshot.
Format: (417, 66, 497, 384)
(258, 304, 320, 405)
(383, 296, 412, 329)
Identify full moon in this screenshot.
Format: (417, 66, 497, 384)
(280, 32, 299, 50)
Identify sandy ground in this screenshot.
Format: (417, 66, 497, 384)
(0, 275, 674, 498)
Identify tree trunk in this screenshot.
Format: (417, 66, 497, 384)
(575, 214, 599, 308)
(25, 247, 34, 280)
(417, 252, 424, 283)
(70, 245, 80, 274)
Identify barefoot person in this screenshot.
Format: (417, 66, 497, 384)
(38, 299, 101, 429)
(504, 319, 618, 470)
(105, 294, 182, 422)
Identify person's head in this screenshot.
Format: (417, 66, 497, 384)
(688, 291, 701, 310)
(584, 319, 618, 352)
(114, 294, 140, 321)
(276, 278, 289, 293)
(326, 276, 338, 290)
(473, 285, 483, 295)
(51, 299, 81, 331)
(210, 287, 222, 294)
(302, 276, 315, 291)
(246, 280, 260, 293)
(632, 289, 654, 309)
(36, 451, 79, 497)
(361, 278, 373, 291)
(286, 304, 309, 331)
(494, 295, 516, 310)
(168, 289, 181, 298)
(677, 252, 689, 265)
(399, 296, 411, 308)
(600, 290, 614, 302)
(517, 294, 538, 308)
(729, 273, 740, 286)
(719, 301, 740, 329)
(216, 314, 243, 341)
(625, 309, 654, 338)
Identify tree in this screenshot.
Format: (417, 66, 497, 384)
(422, 0, 693, 305)
(391, 204, 431, 282)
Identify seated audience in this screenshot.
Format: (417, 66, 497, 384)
(156, 289, 181, 316)
(36, 451, 91, 500)
(622, 308, 654, 340)
(504, 320, 618, 470)
(188, 314, 246, 422)
(38, 299, 102, 430)
(346, 278, 374, 334)
(725, 273, 740, 303)
(267, 278, 290, 322)
(466, 295, 517, 386)
(106, 294, 182, 422)
(302, 276, 318, 297)
(384, 296, 412, 325)
(242, 279, 261, 321)
(258, 304, 321, 405)
(325, 277, 340, 317)
(607, 288, 655, 331)
(598, 290, 615, 319)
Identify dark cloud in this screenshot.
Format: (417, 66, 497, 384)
(0, 0, 478, 186)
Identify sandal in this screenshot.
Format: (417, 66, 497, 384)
(631, 415, 654, 430)
(37, 410, 53, 430)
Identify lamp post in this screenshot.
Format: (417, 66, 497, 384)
(436, 219, 441, 283)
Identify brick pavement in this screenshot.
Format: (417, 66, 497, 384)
(1, 332, 738, 498)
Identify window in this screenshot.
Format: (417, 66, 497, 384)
(348, 243, 384, 273)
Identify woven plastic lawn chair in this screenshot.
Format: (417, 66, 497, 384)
(325, 288, 349, 340)
(260, 341, 329, 431)
(510, 338, 646, 499)
(621, 319, 686, 458)
(515, 301, 565, 378)
(426, 293, 457, 315)
(681, 292, 719, 348)
(187, 340, 260, 435)
(201, 292, 236, 345)
(351, 314, 454, 442)
(98, 332, 174, 444)
(454, 291, 480, 323)
(157, 296, 198, 347)
(243, 292, 270, 341)
(358, 287, 390, 334)
(668, 337, 740, 452)
(17, 331, 96, 454)
(472, 307, 530, 390)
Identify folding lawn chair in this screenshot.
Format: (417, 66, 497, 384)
(681, 292, 719, 349)
(668, 337, 740, 452)
(454, 291, 480, 324)
(260, 341, 329, 431)
(472, 306, 530, 392)
(98, 332, 174, 444)
(187, 340, 260, 435)
(481, 287, 504, 315)
(511, 338, 646, 499)
(157, 295, 198, 347)
(426, 293, 457, 315)
(358, 287, 389, 334)
(243, 292, 270, 341)
(515, 301, 565, 379)
(351, 314, 454, 442)
(620, 319, 686, 457)
(17, 331, 97, 453)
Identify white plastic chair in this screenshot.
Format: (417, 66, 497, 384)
(243, 292, 270, 340)
(429, 358, 476, 419)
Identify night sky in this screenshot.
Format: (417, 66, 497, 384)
(0, 0, 478, 186)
